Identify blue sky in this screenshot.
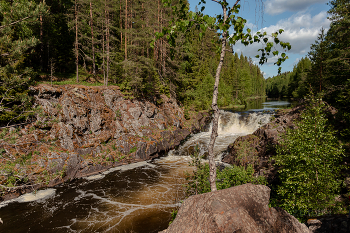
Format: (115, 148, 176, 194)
(187, 0, 331, 78)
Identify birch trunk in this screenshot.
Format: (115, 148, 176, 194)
(208, 1, 228, 192)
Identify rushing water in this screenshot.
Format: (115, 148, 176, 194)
(169, 111, 271, 160)
(0, 100, 290, 233)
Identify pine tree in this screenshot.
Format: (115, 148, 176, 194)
(0, 0, 47, 125)
(307, 28, 329, 93)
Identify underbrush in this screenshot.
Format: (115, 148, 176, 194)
(183, 147, 267, 196)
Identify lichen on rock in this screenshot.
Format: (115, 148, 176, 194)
(0, 84, 210, 202)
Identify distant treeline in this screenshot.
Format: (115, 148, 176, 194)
(266, 57, 311, 99)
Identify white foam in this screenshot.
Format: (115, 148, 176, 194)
(171, 111, 271, 159)
(0, 189, 56, 208)
(85, 174, 105, 181)
(103, 161, 155, 175)
(17, 189, 56, 203)
(0, 198, 17, 208)
(83, 161, 156, 181)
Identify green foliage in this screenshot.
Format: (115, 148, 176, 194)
(265, 72, 291, 99)
(272, 98, 344, 218)
(129, 146, 137, 154)
(266, 57, 311, 99)
(169, 209, 178, 225)
(184, 148, 266, 196)
(178, 31, 267, 110)
(0, 0, 47, 125)
(0, 0, 274, 113)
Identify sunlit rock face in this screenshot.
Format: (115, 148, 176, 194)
(1, 84, 210, 201)
(162, 184, 310, 233)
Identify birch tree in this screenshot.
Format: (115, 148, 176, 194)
(159, 0, 291, 191)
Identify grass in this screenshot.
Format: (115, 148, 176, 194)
(129, 146, 137, 154)
(36, 69, 114, 87)
(220, 104, 246, 110)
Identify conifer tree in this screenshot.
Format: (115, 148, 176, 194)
(0, 0, 47, 125)
(307, 28, 329, 93)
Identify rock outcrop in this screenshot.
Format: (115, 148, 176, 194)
(0, 84, 210, 201)
(222, 106, 303, 183)
(162, 183, 310, 233)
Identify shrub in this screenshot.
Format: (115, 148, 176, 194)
(272, 97, 344, 219)
(184, 147, 267, 196)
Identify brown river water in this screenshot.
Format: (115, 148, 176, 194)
(0, 100, 291, 233)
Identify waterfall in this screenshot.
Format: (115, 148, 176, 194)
(169, 110, 271, 160)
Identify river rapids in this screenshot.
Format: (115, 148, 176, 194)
(0, 110, 273, 233)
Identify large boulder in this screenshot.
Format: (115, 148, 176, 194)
(163, 183, 310, 233)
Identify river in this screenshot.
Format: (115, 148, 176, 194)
(0, 100, 291, 233)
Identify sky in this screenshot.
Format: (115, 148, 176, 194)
(187, 0, 331, 78)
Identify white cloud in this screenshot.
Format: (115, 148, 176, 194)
(292, 58, 301, 67)
(233, 11, 330, 63)
(265, 0, 329, 15)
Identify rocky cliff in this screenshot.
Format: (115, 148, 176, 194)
(0, 84, 210, 201)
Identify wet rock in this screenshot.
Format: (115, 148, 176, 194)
(222, 106, 303, 183)
(306, 215, 350, 233)
(163, 183, 310, 233)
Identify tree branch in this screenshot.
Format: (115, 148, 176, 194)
(0, 16, 34, 30)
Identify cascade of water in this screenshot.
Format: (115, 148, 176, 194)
(169, 110, 271, 160)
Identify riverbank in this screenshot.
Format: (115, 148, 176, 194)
(0, 84, 211, 202)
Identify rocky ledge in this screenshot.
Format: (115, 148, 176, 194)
(0, 84, 210, 201)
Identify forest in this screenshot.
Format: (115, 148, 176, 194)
(0, 0, 350, 228)
(266, 4, 350, 138)
(0, 0, 266, 125)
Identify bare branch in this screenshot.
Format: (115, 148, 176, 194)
(233, 0, 241, 8)
(0, 16, 34, 30)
